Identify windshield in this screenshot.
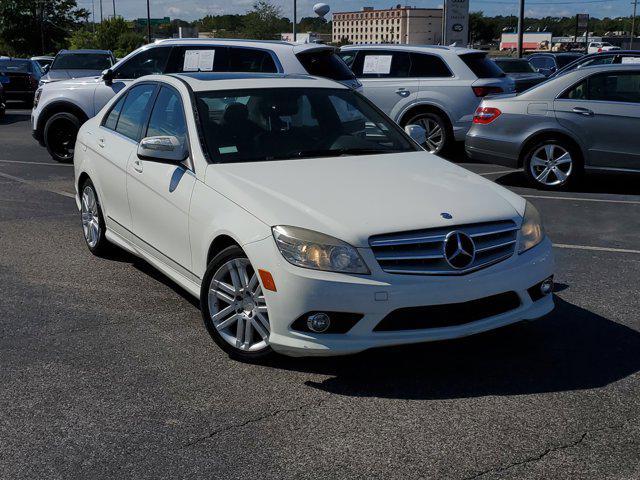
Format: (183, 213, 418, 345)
(556, 54, 583, 68)
(196, 87, 418, 164)
(51, 53, 112, 70)
(0, 60, 31, 73)
(495, 59, 536, 73)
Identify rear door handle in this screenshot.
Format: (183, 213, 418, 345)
(571, 107, 594, 116)
(98, 137, 105, 148)
(395, 88, 410, 97)
(133, 158, 143, 173)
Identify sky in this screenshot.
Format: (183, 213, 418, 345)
(77, 0, 637, 22)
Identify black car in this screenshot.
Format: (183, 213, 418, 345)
(0, 80, 6, 116)
(526, 52, 584, 77)
(0, 58, 43, 103)
(551, 50, 640, 78)
(492, 57, 547, 92)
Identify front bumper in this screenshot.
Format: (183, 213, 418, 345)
(244, 237, 555, 357)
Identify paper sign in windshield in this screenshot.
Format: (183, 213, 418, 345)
(183, 50, 215, 72)
(362, 55, 392, 74)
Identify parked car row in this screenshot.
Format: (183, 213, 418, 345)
(0, 57, 43, 104)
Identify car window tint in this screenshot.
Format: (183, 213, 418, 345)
(228, 48, 277, 73)
(103, 95, 126, 130)
(146, 87, 187, 144)
(582, 56, 615, 67)
(459, 53, 505, 78)
(115, 47, 171, 79)
(296, 49, 356, 81)
(530, 56, 554, 69)
(338, 50, 358, 68)
(165, 46, 228, 73)
(588, 73, 640, 103)
(562, 80, 588, 100)
(351, 50, 410, 78)
(409, 53, 452, 77)
(115, 84, 156, 140)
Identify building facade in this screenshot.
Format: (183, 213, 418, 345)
(332, 6, 443, 45)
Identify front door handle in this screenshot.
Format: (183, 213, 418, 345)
(133, 158, 143, 173)
(395, 88, 410, 97)
(571, 107, 594, 116)
(98, 137, 105, 148)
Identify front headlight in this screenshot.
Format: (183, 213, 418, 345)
(272, 225, 370, 274)
(518, 201, 545, 254)
(33, 88, 42, 108)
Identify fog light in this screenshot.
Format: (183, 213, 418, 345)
(540, 278, 554, 296)
(307, 313, 331, 333)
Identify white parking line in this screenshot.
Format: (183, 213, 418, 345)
(0, 159, 73, 167)
(478, 169, 517, 177)
(523, 194, 640, 206)
(554, 243, 640, 255)
(0, 171, 75, 199)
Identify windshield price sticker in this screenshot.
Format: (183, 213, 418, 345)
(363, 55, 392, 74)
(183, 50, 215, 72)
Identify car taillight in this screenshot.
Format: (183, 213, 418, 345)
(472, 86, 503, 97)
(473, 107, 502, 124)
(598, 48, 603, 53)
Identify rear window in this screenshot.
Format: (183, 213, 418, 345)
(494, 59, 535, 74)
(51, 53, 112, 70)
(556, 55, 583, 68)
(460, 53, 505, 79)
(296, 49, 356, 81)
(0, 60, 31, 73)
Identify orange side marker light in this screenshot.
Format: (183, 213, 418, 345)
(258, 269, 277, 292)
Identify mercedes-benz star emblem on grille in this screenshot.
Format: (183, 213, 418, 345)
(443, 231, 476, 270)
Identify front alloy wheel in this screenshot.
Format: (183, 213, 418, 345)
(202, 246, 272, 361)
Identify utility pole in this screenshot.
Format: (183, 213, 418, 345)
(112, 0, 116, 18)
(91, 0, 96, 33)
(631, 0, 638, 50)
(292, 0, 297, 42)
(99, 0, 103, 23)
(146, 0, 152, 43)
(517, 0, 525, 57)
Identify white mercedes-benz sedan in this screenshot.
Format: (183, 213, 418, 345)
(74, 72, 554, 361)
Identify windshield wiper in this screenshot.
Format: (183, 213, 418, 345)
(292, 147, 402, 159)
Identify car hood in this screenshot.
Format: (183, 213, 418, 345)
(205, 152, 525, 248)
(44, 70, 104, 81)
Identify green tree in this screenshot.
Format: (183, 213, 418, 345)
(242, 1, 289, 40)
(69, 28, 98, 50)
(0, 0, 88, 56)
(68, 17, 144, 58)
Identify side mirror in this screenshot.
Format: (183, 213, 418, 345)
(404, 124, 427, 146)
(137, 136, 188, 163)
(102, 68, 114, 85)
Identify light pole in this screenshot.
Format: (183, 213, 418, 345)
(293, 0, 297, 42)
(517, 0, 525, 57)
(99, 0, 103, 22)
(631, 0, 638, 50)
(112, 0, 116, 18)
(147, 0, 152, 43)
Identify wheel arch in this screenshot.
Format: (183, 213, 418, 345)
(206, 234, 242, 266)
(398, 102, 453, 130)
(38, 100, 89, 135)
(517, 129, 585, 168)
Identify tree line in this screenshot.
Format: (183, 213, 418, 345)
(0, 0, 636, 58)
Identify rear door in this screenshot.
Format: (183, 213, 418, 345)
(349, 49, 418, 118)
(554, 70, 640, 170)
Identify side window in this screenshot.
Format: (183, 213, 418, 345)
(409, 53, 452, 78)
(146, 87, 187, 145)
(561, 80, 588, 100)
(338, 50, 358, 68)
(103, 94, 127, 130)
(228, 48, 277, 73)
(115, 47, 171, 79)
(165, 46, 228, 73)
(114, 84, 156, 141)
(352, 51, 411, 78)
(529, 56, 546, 69)
(588, 73, 640, 103)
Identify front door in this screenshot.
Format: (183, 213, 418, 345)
(127, 85, 196, 272)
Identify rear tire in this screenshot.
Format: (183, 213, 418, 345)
(201, 246, 274, 362)
(523, 138, 583, 191)
(402, 111, 452, 155)
(44, 112, 80, 163)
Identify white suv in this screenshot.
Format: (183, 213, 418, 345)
(339, 45, 515, 154)
(587, 42, 621, 54)
(32, 39, 358, 162)
(74, 73, 554, 360)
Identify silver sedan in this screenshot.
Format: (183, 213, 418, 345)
(465, 64, 640, 190)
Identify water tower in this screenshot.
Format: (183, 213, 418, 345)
(313, 3, 330, 19)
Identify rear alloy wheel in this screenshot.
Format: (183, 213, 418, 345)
(201, 246, 273, 361)
(44, 112, 80, 163)
(404, 112, 450, 155)
(80, 179, 110, 255)
(524, 139, 582, 190)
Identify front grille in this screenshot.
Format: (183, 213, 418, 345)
(369, 220, 518, 275)
(373, 291, 521, 331)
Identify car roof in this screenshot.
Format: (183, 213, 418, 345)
(493, 57, 529, 61)
(572, 63, 640, 72)
(56, 49, 113, 55)
(157, 72, 348, 92)
(340, 44, 480, 55)
(152, 38, 333, 53)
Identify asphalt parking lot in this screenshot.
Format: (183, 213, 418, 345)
(1, 105, 639, 479)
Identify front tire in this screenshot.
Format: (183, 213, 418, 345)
(523, 138, 583, 190)
(44, 112, 80, 163)
(403, 111, 451, 155)
(80, 179, 110, 256)
(201, 246, 273, 362)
